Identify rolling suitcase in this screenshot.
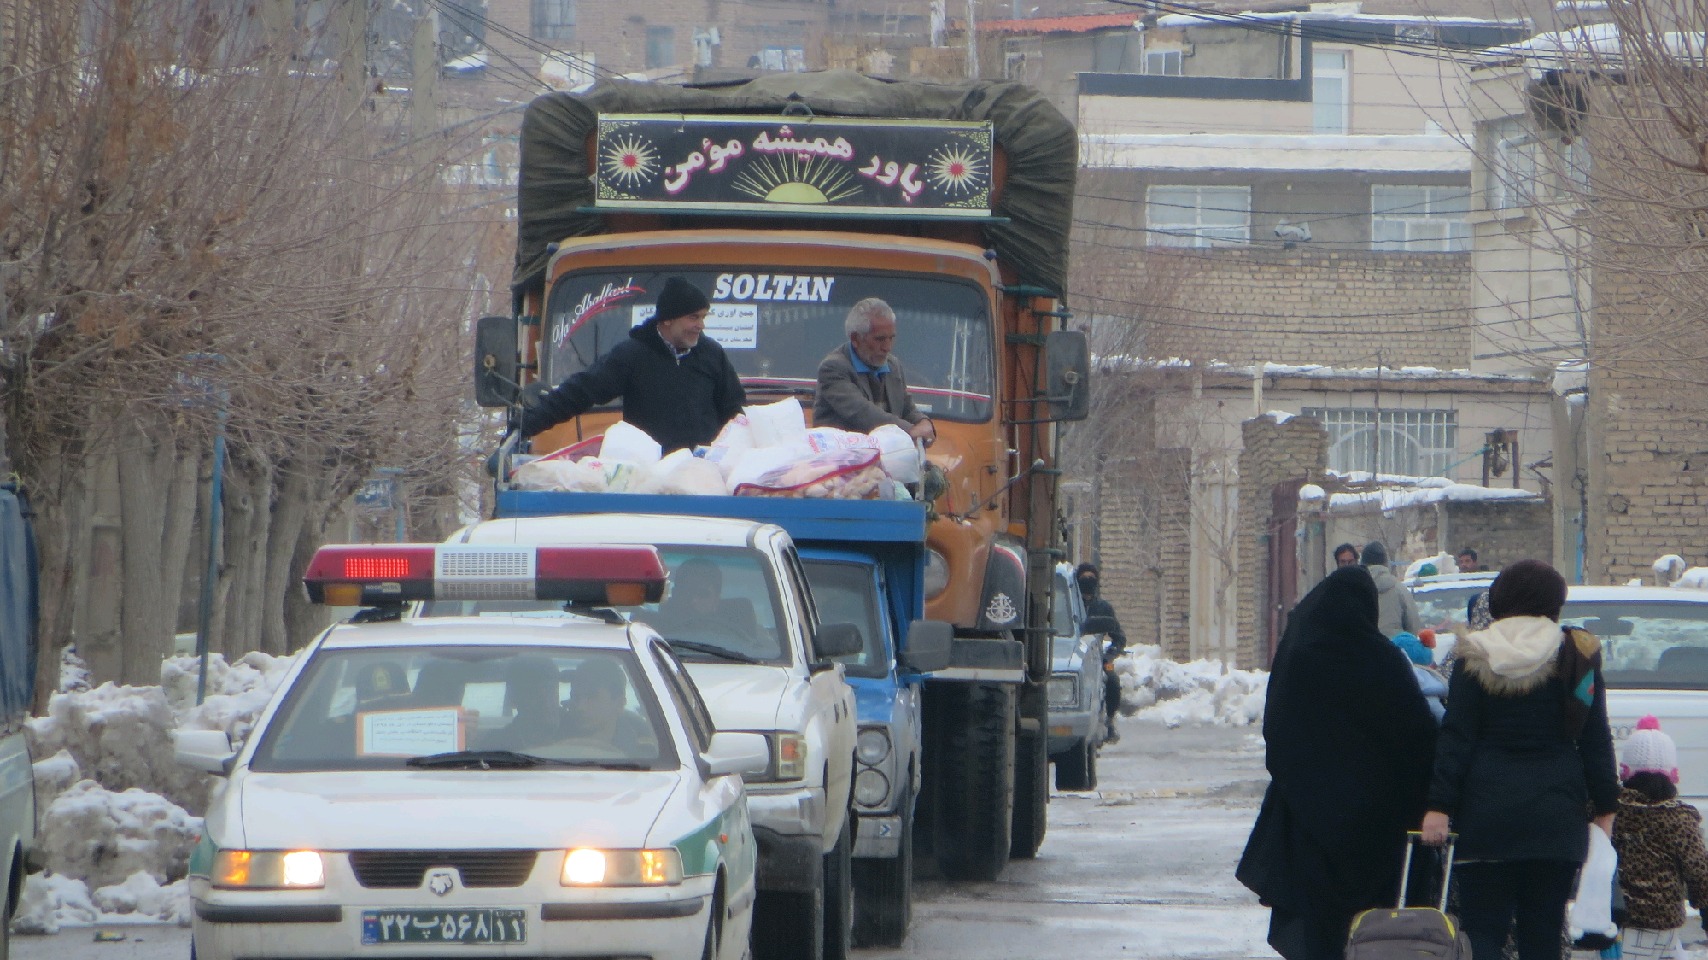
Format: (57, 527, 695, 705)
(1345, 832, 1471, 960)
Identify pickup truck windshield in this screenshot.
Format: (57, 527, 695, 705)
(419, 545, 794, 667)
(249, 646, 676, 772)
(801, 559, 889, 679)
(1562, 599, 1708, 690)
(544, 268, 994, 422)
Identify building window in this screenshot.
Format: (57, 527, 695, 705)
(1487, 117, 1536, 212)
(1312, 50, 1349, 134)
(1302, 408, 1458, 477)
(531, 0, 574, 42)
(1144, 48, 1183, 75)
(1371, 185, 1471, 252)
(646, 26, 676, 69)
(1145, 185, 1250, 247)
(754, 46, 806, 72)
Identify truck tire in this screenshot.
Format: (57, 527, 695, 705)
(822, 813, 853, 960)
(933, 682, 1015, 882)
(1010, 722, 1048, 859)
(1054, 738, 1097, 791)
(752, 876, 823, 960)
(851, 802, 912, 947)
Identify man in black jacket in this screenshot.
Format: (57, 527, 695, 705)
(520, 277, 745, 452)
(1076, 563, 1128, 744)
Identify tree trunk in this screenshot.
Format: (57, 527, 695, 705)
(116, 412, 202, 684)
(259, 467, 312, 654)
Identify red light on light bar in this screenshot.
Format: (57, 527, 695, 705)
(344, 556, 413, 579)
(535, 545, 668, 604)
(303, 545, 438, 605)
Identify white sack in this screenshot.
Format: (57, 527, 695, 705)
(870, 424, 922, 484)
(745, 398, 808, 448)
(600, 421, 663, 465)
(1567, 825, 1618, 942)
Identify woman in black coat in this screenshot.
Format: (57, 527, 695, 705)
(1238, 566, 1439, 960)
(1420, 559, 1619, 960)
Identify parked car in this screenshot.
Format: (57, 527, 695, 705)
(1562, 585, 1708, 812)
(1045, 565, 1114, 791)
(1407, 572, 1498, 662)
(181, 542, 767, 960)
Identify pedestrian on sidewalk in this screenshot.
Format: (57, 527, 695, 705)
(1076, 563, 1127, 744)
(1611, 715, 1708, 960)
(1362, 541, 1420, 639)
(1420, 559, 1620, 960)
(1237, 566, 1439, 960)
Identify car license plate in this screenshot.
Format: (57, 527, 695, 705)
(361, 908, 527, 945)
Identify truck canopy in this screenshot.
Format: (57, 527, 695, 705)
(0, 486, 36, 719)
(514, 70, 1077, 299)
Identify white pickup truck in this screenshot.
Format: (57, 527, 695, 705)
(421, 515, 860, 960)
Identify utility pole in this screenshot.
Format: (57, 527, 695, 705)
(411, 5, 440, 165)
(965, 0, 979, 78)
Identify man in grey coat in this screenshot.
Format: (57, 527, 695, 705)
(1362, 541, 1420, 639)
(812, 298, 936, 444)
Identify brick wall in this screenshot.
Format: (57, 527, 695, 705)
(1237, 415, 1328, 669)
(1442, 499, 1553, 572)
(1094, 447, 1192, 660)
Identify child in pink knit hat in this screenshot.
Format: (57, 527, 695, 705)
(1611, 716, 1708, 959)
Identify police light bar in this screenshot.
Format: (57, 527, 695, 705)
(302, 544, 668, 607)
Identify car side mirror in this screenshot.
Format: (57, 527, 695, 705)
(900, 619, 953, 673)
(813, 621, 864, 660)
(474, 315, 520, 408)
(1080, 615, 1119, 637)
(1044, 330, 1090, 422)
(704, 731, 770, 777)
(174, 729, 236, 776)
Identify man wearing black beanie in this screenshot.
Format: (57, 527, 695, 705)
(520, 276, 745, 452)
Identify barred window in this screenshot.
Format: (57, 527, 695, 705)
(1146, 185, 1250, 248)
(1371, 185, 1470, 252)
(531, 0, 574, 42)
(1302, 408, 1458, 477)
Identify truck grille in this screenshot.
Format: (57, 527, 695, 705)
(347, 850, 538, 888)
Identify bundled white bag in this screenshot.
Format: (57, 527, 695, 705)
(600, 421, 663, 465)
(745, 398, 809, 448)
(659, 457, 729, 496)
(511, 458, 603, 493)
(870, 424, 922, 484)
(1567, 825, 1619, 944)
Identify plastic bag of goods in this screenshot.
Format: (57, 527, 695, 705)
(659, 457, 729, 497)
(726, 446, 808, 492)
(575, 458, 645, 494)
(536, 435, 603, 462)
(745, 398, 809, 448)
(512, 457, 605, 493)
(600, 421, 663, 465)
(804, 427, 878, 455)
(869, 424, 922, 484)
(734, 449, 886, 500)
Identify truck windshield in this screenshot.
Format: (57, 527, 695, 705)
(801, 559, 889, 679)
(418, 545, 794, 667)
(544, 268, 994, 422)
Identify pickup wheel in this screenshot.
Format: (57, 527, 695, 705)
(1010, 722, 1048, 859)
(851, 801, 912, 947)
(933, 682, 1015, 882)
(822, 813, 854, 960)
(1054, 738, 1097, 791)
(752, 878, 823, 960)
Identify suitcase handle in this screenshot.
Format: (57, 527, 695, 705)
(1400, 830, 1456, 911)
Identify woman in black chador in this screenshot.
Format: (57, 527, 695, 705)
(1237, 566, 1439, 960)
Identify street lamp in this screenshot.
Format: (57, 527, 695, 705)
(178, 353, 227, 705)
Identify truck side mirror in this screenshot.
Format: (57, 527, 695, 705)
(900, 619, 953, 672)
(1080, 615, 1119, 637)
(1044, 330, 1091, 422)
(474, 315, 520, 408)
(813, 621, 864, 660)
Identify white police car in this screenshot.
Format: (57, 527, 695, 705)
(178, 543, 766, 960)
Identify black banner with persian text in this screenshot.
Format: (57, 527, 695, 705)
(593, 114, 994, 217)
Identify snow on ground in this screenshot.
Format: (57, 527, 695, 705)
(1115, 643, 1268, 728)
(14, 651, 294, 933)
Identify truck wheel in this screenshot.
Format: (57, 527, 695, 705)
(933, 682, 1015, 882)
(822, 814, 853, 960)
(1054, 738, 1097, 791)
(751, 878, 823, 960)
(1010, 723, 1048, 859)
(851, 804, 912, 947)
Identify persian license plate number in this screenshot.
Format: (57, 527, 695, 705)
(361, 908, 527, 945)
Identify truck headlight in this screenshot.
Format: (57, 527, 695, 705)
(924, 549, 950, 599)
(212, 850, 326, 889)
(744, 733, 808, 782)
(560, 848, 683, 886)
(854, 769, 891, 808)
(856, 728, 891, 766)
(1047, 675, 1078, 707)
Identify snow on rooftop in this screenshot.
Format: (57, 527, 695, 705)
(1324, 481, 1537, 512)
(1480, 23, 1708, 73)
(1552, 360, 1589, 395)
(1095, 356, 1544, 385)
(443, 50, 489, 74)
(1155, 7, 1518, 27)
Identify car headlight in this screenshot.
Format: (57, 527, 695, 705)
(560, 848, 683, 886)
(854, 768, 891, 808)
(1048, 675, 1078, 707)
(212, 850, 326, 889)
(924, 549, 950, 599)
(856, 728, 891, 766)
(741, 732, 807, 783)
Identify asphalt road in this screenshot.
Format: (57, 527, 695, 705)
(14, 717, 1275, 960)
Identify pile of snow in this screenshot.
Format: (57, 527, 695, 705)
(1655, 554, 1688, 584)
(163, 651, 296, 743)
(26, 682, 209, 814)
(37, 781, 201, 889)
(13, 872, 190, 935)
(1404, 552, 1462, 579)
(1115, 643, 1267, 728)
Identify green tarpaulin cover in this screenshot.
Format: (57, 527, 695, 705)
(514, 70, 1076, 298)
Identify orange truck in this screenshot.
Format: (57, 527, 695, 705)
(475, 71, 1086, 885)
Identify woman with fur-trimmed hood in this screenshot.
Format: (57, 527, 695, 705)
(1419, 559, 1620, 960)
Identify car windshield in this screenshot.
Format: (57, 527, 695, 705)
(1560, 599, 1708, 689)
(1051, 573, 1077, 637)
(1411, 584, 1489, 630)
(543, 268, 995, 421)
(800, 559, 888, 679)
(249, 646, 676, 772)
(419, 545, 792, 666)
